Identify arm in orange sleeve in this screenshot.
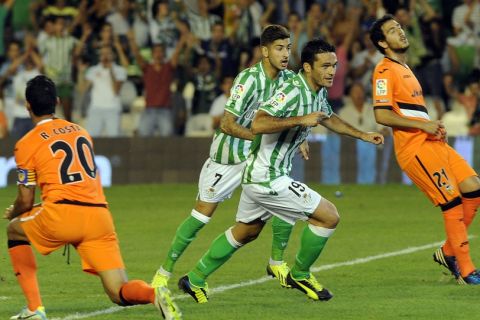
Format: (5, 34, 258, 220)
(374, 108, 444, 136)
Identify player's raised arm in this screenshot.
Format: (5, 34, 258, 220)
(321, 113, 384, 145)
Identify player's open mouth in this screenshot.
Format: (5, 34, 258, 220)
(281, 60, 288, 67)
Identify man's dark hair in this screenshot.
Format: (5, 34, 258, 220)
(260, 25, 290, 47)
(300, 38, 336, 66)
(25, 75, 57, 116)
(369, 14, 395, 54)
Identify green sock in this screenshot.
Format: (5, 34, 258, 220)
(188, 232, 240, 287)
(163, 212, 208, 272)
(271, 216, 293, 261)
(291, 225, 333, 279)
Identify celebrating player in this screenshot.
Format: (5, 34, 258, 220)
(370, 15, 480, 284)
(151, 25, 297, 289)
(178, 38, 383, 303)
(4, 75, 182, 319)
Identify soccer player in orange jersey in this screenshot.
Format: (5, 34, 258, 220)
(4, 75, 182, 319)
(369, 15, 480, 284)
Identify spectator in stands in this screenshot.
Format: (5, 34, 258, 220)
(232, 0, 262, 49)
(148, 0, 179, 59)
(0, 99, 7, 138)
(0, 0, 13, 58)
(10, 37, 43, 140)
(39, 16, 89, 121)
(187, 0, 221, 42)
(287, 11, 308, 71)
(339, 83, 379, 184)
(0, 40, 22, 130)
(77, 45, 128, 137)
(128, 29, 182, 137)
(194, 21, 235, 77)
(351, 32, 383, 97)
(209, 75, 234, 130)
(191, 54, 219, 116)
(106, 0, 133, 38)
(447, 0, 480, 85)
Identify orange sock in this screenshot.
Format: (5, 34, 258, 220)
(442, 203, 475, 277)
(443, 191, 480, 256)
(8, 242, 42, 311)
(119, 280, 155, 305)
(462, 190, 480, 226)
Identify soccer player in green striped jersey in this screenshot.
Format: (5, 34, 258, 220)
(179, 38, 384, 303)
(151, 25, 297, 289)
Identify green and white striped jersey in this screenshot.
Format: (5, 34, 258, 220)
(243, 71, 333, 185)
(209, 61, 295, 165)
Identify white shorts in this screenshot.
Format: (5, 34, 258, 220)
(236, 175, 322, 225)
(198, 158, 246, 203)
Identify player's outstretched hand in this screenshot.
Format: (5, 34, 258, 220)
(362, 132, 384, 145)
(302, 111, 328, 127)
(4, 205, 13, 220)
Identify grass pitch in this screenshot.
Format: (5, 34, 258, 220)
(1, 184, 480, 320)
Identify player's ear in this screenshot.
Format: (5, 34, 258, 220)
(25, 101, 32, 112)
(303, 62, 311, 74)
(261, 45, 269, 58)
(378, 40, 388, 51)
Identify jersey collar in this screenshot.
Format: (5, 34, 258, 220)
(298, 71, 317, 97)
(36, 118, 54, 126)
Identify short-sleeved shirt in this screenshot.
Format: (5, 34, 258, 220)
(243, 72, 333, 185)
(15, 118, 106, 205)
(372, 57, 430, 167)
(86, 64, 127, 110)
(142, 62, 174, 108)
(209, 61, 295, 165)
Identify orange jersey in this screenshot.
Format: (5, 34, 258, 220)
(372, 57, 431, 167)
(14, 118, 106, 204)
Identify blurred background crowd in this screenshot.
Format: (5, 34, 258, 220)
(0, 0, 479, 142)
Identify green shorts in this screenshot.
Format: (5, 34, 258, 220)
(56, 83, 74, 99)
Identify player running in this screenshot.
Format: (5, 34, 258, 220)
(370, 15, 480, 284)
(4, 75, 181, 319)
(151, 25, 298, 290)
(178, 38, 383, 303)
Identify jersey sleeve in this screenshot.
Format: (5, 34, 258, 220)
(260, 84, 298, 117)
(14, 141, 36, 186)
(224, 72, 256, 117)
(372, 66, 394, 110)
(319, 89, 333, 117)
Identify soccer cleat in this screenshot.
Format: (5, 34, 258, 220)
(10, 306, 47, 320)
(151, 269, 170, 288)
(178, 275, 208, 303)
(461, 270, 480, 285)
(154, 286, 183, 320)
(266, 262, 291, 288)
(286, 272, 333, 301)
(433, 248, 462, 280)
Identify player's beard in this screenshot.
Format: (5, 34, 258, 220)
(392, 44, 409, 54)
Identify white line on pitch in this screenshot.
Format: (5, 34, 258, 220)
(40, 239, 465, 320)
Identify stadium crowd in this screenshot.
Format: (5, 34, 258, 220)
(0, 0, 478, 141)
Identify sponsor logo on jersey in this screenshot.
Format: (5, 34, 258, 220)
(375, 99, 390, 103)
(376, 79, 387, 96)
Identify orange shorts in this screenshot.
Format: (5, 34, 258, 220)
(402, 141, 477, 206)
(19, 202, 125, 274)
